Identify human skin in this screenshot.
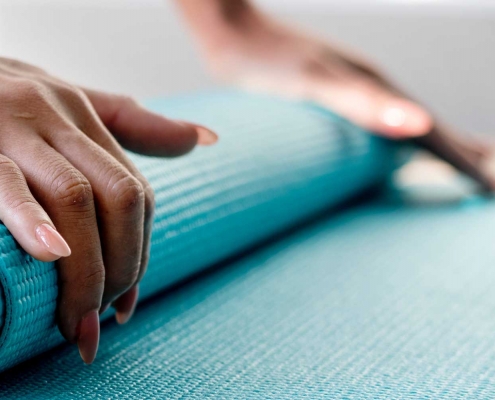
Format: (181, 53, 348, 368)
(0, 57, 217, 364)
(176, 0, 495, 190)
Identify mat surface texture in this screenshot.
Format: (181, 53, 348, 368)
(3, 195, 495, 399)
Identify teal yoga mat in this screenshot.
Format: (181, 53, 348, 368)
(4, 194, 495, 399)
(0, 92, 398, 373)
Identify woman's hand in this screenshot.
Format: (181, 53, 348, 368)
(178, 0, 432, 138)
(178, 0, 495, 190)
(0, 57, 217, 364)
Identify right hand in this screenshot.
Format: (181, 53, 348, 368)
(0, 57, 217, 364)
(178, 0, 495, 191)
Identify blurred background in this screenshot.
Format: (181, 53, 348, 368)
(0, 0, 494, 135)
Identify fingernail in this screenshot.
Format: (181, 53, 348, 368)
(76, 310, 100, 364)
(35, 223, 71, 257)
(115, 285, 139, 325)
(382, 107, 407, 128)
(381, 101, 432, 137)
(196, 127, 218, 146)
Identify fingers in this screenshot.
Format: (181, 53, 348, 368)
(0, 154, 71, 262)
(45, 129, 145, 310)
(372, 97, 433, 139)
(72, 88, 218, 323)
(74, 112, 155, 322)
(81, 88, 218, 156)
(2, 138, 104, 364)
(306, 73, 433, 139)
(113, 285, 139, 325)
(308, 55, 495, 191)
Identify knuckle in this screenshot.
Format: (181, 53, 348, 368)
(50, 168, 93, 209)
(118, 95, 138, 109)
(108, 173, 144, 213)
(0, 160, 40, 215)
(104, 95, 139, 127)
(6, 196, 39, 218)
(59, 260, 105, 308)
(107, 267, 139, 296)
(11, 79, 47, 104)
(81, 262, 106, 290)
(52, 83, 89, 109)
(0, 158, 20, 174)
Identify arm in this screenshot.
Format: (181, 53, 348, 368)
(176, 0, 495, 190)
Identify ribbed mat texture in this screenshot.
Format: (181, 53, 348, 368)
(3, 196, 495, 399)
(0, 92, 397, 373)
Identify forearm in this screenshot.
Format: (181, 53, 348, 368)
(176, 0, 255, 30)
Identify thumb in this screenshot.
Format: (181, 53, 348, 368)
(308, 79, 433, 139)
(82, 88, 218, 157)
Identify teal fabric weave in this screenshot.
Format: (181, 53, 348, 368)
(0, 92, 396, 373)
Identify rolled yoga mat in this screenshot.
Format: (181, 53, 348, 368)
(0, 92, 398, 373)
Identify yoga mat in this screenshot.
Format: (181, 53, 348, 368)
(0, 92, 397, 373)
(4, 193, 495, 399)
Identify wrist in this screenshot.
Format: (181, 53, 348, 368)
(176, 0, 273, 57)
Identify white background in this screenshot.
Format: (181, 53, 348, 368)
(0, 0, 494, 133)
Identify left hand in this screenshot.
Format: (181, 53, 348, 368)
(0, 57, 218, 364)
